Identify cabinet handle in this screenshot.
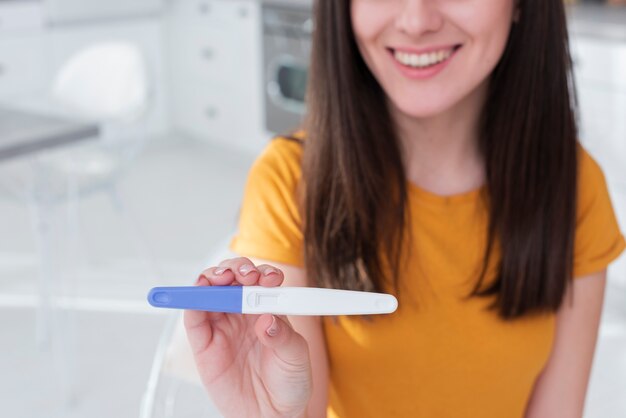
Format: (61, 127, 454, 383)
(201, 48, 214, 60)
(205, 106, 218, 119)
(239, 6, 248, 18)
(0, 63, 5, 76)
(198, 2, 211, 15)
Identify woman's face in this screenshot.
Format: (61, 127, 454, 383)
(351, 0, 517, 119)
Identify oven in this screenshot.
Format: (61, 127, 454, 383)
(262, 0, 313, 134)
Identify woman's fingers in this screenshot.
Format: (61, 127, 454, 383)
(254, 314, 310, 366)
(200, 258, 285, 287)
(216, 257, 261, 286)
(184, 276, 218, 355)
(197, 265, 236, 286)
(256, 264, 285, 287)
(187, 258, 286, 355)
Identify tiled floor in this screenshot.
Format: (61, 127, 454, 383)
(1, 134, 625, 418)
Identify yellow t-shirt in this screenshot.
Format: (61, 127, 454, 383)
(229, 136, 625, 418)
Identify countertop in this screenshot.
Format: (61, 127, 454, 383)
(261, 0, 312, 10)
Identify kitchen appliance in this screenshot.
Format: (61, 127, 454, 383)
(262, 0, 312, 134)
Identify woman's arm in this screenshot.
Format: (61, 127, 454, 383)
(250, 257, 329, 418)
(525, 270, 607, 418)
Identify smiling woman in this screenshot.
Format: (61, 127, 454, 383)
(350, 0, 516, 117)
(184, 1, 626, 417)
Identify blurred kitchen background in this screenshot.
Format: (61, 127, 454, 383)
(0, 0, 624, 417)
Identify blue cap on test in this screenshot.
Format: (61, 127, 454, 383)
(147, 286, 243, 313)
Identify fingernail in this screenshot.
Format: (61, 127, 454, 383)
(214, 267, 229, 275)
(263, 267, 279, 276)
(266, 315, 279, 337)
(239, 264, 256, 276)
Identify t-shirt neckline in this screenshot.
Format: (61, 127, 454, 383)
(407, 181, 486, 205)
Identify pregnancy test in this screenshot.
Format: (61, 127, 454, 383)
(147, 286, 398, 316)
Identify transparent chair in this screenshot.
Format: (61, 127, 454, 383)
(0, 40, 156, 406)
(140, 236, 235, 418)
(14, 41, 153, 195)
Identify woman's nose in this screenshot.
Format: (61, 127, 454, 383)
(395, 0, 444, 36)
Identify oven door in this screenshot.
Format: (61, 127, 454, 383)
(263, 6, 312, 134)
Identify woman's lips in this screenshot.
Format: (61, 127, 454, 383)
(387, 44, 462, 80)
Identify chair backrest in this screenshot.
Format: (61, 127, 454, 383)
(51, 41, 150, 122)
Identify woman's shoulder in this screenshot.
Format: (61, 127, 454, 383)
(573, 143, 625, 277)
(577, 143, 607, 196)
(578, 143, 602, 177)
(264, 130, 305, 162)
(248, 130, 306, 190)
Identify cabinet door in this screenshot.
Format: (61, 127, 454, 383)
(0, 34, 46, 98)
(578, 84, 626, 183)
(169, 24, 242, 86)
(170, 0, 253, 27)
(174, 81, 262, 149)
(168, 0, 264, 152)
(571, 37, 626, 90)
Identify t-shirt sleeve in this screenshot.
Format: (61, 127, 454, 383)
(229, 139, 305, 267)
(573, 147, 626, 278)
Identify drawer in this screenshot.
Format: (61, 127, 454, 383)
(170, 0, 255, 27)
(0, 35, 46, 98)
(170, 24, 242, 85)
(571, 37, 626, 91)
(174, 82, 241, 141)
(173, 81, 261, 146)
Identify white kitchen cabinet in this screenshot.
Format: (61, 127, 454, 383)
(577, 84, 626, 180)
(571, 35, 626, 186)
(43, 0, 163, 24)
(0, 1, 45, 35)
(166, 0, 265, 155)
(0, 34, 47, 99)
(170, 0, 252, 26)
(571, 37, 626, 91)
(170, 24, 242, 86)
(0, 1, 47, 99)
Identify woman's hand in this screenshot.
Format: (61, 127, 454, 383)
(184, 257, 312, 418)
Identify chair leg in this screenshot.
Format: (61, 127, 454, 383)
(163, 377, 182, 418)
(27, 169, 79, 408)
(139, 313, 180, 418)
(107, 183, 163, 281)
(28, 195, 56, 350)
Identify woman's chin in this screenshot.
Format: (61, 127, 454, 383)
(393, 102, 452, 120)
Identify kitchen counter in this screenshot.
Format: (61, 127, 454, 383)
(567, 4, 626, 42)
(261, 0, 312, 10)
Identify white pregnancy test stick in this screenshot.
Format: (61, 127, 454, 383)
(147, 286, 398, 316)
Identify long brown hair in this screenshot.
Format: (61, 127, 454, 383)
(299, 0, 578, 319)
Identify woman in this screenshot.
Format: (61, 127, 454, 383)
(184, 0, 625, 417)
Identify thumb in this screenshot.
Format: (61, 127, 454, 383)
(254, 314, 310, 365)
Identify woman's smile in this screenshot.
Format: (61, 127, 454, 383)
(351, 0, 516, 117)
(387, 44, 462, 79)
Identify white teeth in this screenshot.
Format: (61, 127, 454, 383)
(393, 48, 454, 68)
